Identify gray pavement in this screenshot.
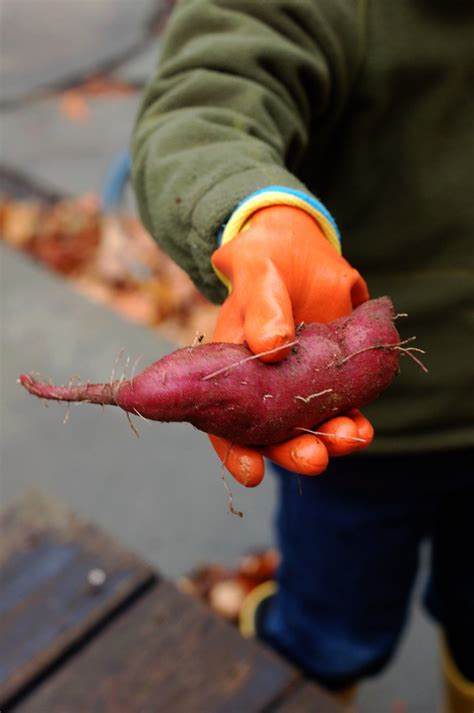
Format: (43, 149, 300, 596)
(1, 246, 277, 576)
(1, 93, 141, 197)
(114, 41, 161, 85)
(0, 0, 158, 103)
(0, 1, 442, 709)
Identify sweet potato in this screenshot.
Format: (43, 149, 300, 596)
(19, 297, 408, 446)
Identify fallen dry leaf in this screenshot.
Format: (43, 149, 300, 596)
(0, 199, 42, 248)
(60, 90, 90, 122)
(0, 195, 219, 345)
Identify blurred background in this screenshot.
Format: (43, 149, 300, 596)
(0, 2, 440, 710)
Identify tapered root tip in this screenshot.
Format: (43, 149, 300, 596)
(18, 373, 116, 405)
(19, 374, 60, 400)
(19, 374, 35, 390)
(19, 374, 48, 399)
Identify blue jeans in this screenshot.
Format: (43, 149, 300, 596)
(259, 449, 473, 690)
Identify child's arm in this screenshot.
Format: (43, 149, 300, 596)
(131, 0, 364, 303)
(131, 0, 371, 483)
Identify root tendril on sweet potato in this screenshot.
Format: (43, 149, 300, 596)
(294, 388, 333, 404)
(132, 407, 151, 424)
(337, 337, 428, 373)
(191, 332, 206, 348)
(220, 446, 243, 518)
(295, 427, 367, 444)
(202, 340, 298, 382)
(109, 347, 124, 389)
(125, 411, 140, 438)
(130, 355, 144, 394)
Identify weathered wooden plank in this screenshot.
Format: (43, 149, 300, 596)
(0, 490, 156, 708)
(270, 681, 345, 713)
(16, 582, 300, 713)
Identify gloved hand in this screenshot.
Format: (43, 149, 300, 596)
(209, 205, 373, 487)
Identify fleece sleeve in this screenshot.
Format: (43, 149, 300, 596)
(131, 0, 364, 303)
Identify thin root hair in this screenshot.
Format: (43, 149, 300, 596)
(130, 355, 143, 394)
(337, 337, 428, 373)
(125, 411, 140, 438)
(296, 427, 367, 443)
(294, 389, 333, 404)
(202, 340, 298, 381)
(220, 445, 243, 518)
(110, 347, 125, 388)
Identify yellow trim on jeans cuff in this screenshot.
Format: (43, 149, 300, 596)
(440, 632, 474, 697)
(239, 580, 278, 639)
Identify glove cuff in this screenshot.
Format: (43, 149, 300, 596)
(221, 186, 341, 248)
(214, 187, 341, 289)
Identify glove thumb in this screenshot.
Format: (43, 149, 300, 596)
(241, 260, 295, 362)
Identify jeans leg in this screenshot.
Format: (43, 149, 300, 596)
(259, 455, 433, 690)
(425, 478, 474, 681)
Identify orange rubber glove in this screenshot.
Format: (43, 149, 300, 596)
(209, 205, 373, 487)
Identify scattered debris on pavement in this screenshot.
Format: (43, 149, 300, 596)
(178, 549, 280, 624)
(0, 194, 218, 345)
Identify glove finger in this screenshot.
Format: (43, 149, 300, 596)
(208, 434, 265, 487)
(347, 409, 374, 449)
(350, 272, 370, 308)
(213, 294, 246, 343)
(316, 415, 364, 457)
(263, 434, 329, 475)
(241, 262, 295, 362)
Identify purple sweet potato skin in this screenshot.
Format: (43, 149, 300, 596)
(114, 297, 400, 445)
(20, 298, 400, 445)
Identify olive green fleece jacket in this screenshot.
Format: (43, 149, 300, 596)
(132, 0, 474, 454)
